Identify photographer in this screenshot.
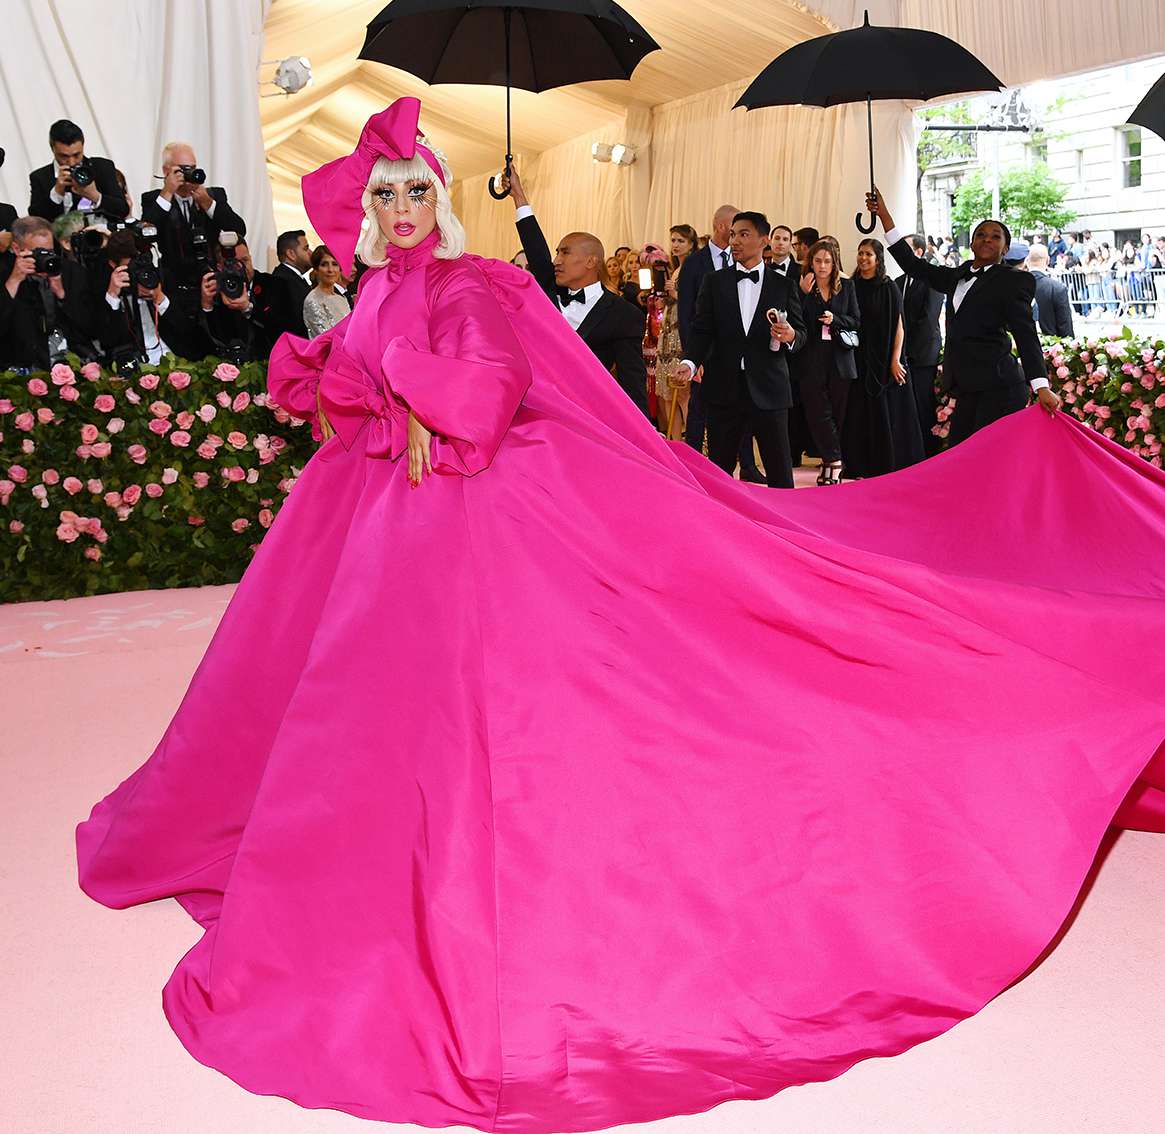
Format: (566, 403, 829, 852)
(198, 235, 274, 361)
(0, 147, 15, 252)
(100, 229, 209, 367)
(0, 215, 99, 370)
(28, 120, 129, 224)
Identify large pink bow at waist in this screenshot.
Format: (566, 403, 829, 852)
(318, 348, 408, 460)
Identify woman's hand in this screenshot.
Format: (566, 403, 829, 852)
(664, 273, 678, 299)
(891, 358, 907, 385)
(799, 271, 813, 295)
(407, 410, 433, 486)
(819, 310, 833, 326)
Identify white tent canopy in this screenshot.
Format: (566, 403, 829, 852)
(2, 1, 1164, 265)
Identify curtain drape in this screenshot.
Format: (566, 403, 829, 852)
(0, 0, 276, 266)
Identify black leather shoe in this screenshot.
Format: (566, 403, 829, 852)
(738, 467, 766, 484)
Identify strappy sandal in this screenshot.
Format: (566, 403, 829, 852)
(823, 461, 844, 485)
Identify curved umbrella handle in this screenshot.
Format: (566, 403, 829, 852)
(855, 209, 877, 234)
(488, 153, 514, 200)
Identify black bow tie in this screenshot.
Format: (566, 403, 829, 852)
(962, 263, 988, 280)
(559, 288, 587, 305)
(735, 269, 760, 284)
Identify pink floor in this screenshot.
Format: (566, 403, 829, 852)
(4, 585, 1163, 1134)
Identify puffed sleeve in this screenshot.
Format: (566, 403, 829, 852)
(382, 262, 532, 477)
(267, 319, 348, 440)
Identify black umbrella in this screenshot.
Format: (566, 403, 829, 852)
(360, 0, 660, 198)
(735, 10, 1003, 233)
(1129, 71, 1165, 143)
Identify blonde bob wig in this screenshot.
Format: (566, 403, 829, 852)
(356, 148, 466, 265)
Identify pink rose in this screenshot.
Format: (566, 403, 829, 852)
(1141, 374, 1155, 389)
(278, 477, 296, 494)
(125, 389, 141, 405)
(8, 520, 24, 534)
(122, 484, 142, 505)
(80, 423, 100, 444)
(149, 400, 173, 418)
(206, 434, 224, 447)
(147, 417, 172, 435)
(86, 479, 103, 493)
(57, 522, 81, 542)
(127, 444, 148, 464)
(145, 482, 164, 498)
(246, 468, 259, 485)
(259, 448, 276, 465)
(258, 508, 274, 529)
(76, 444, 93, 459)
(176, 411, 195, 429)
(227, 431, 247, 448)
(1121, 381, 1134, 394)
(197, 404, 217, 423)
(224, 465, 246, 482)
(31, 484, 47, 502)
(59, 385, 80, 402)
(14, 412, 34, 431)
(103, 490, 123, 508)
(21, 440, 35, 455)
(80, 362, 102, 381)
(27, 378, 48, 396)
(0, 399, 12, 414)
(1142, 348, 1155, 363)
(84, 546, 102, 561)
(7, 465, 28, 483)
(216, 391, 231, 407)
(1080, 351, 1091, 362)
(91, 441, 112, 458)
(59, 510, 79, 525)
(94, 394, 116, 412)
(115, 504, 133, 521)
(1094, 366, 1108, 379)
(232, 392, 251, 412)
(213, 362, 240, 382)
(42, 468, 60, 485)
(192, 471, 211, 488)
(0, 480, 15, 503)
(36, 407, 54, 424)
(1155, 393, 1165, 408)
(231, 518, 251, 532)
(162, 467, 179, 485)
(50, 363, 76, 386)
(170, 430, 192, 448)
(107, 417, 125, 434)
(168, 371, 192, 390)
(188, 515, 205, 526)
(196, 442, 217, 460)
(63, 477, 83, 495)
(1104, 426, 1116, 438)
(269, 436, 287, 452)
(138, 374, 160, 390)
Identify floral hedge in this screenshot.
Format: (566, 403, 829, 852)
(0, 356, 316, 603)
(934, 326, 1165, 466)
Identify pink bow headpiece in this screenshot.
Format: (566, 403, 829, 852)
(301, 96, 446, 275)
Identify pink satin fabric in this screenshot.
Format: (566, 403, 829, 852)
(78, 231, 1165, 1132)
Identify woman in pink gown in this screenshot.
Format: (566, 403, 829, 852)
(77, 98, 1165, 1133)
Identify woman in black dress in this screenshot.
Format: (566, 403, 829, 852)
(796, 240, 860, 484)
(844, 238, 925, 478)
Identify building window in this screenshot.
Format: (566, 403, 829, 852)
(1028, 137, 1048, 166)
(1075, 148, 1085, 184)
(1119, 126, 1142, 188)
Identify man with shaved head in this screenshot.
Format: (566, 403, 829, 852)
(503, 165, 649, 417)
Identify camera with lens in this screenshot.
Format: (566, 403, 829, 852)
(215, 258, 248, 301)
(129, 254, 161, 291)
(32, 248, 62, 276)
(69, 158, 96, 188)
(70, 226, 106, 266)
(110, 344, 144, 375)
(178, 164, 207, 185)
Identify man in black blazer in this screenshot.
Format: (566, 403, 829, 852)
(264, 229, 314, 342)
(896, 234, 945, 456)
(505, 167, 649, 417)
(868, 191, 1060, 447)
(28, 119, 129, 224)
(678, 211, 807, 488)
(1026, 243, 1075, 338)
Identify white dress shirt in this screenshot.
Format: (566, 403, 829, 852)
(49, 161, 101, 213)
(707, 238, 733, 272)
(885, 226, 1049, 392)
(155, 193, 217, 221)
(557, 280, 604, 332)
(769, 255, 794, 277)
(679, 257, 782, 376)
(105, 292, 172, 364)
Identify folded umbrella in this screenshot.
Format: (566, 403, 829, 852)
(1129, 69, 1165, 143)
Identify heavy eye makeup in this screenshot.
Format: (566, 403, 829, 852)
(372, 180, 434, 209)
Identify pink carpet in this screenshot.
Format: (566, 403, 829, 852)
(4, 585, 1163, 1133)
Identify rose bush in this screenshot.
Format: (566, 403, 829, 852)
(1, 356, 316, 602)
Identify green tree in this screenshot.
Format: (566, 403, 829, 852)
(915, 102, 977, 234)
(951, 162, 1076, 237)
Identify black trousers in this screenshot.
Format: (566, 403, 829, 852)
(799, 372, 851, 464)
(708, 395, 793, 489)
(909, 363, 941, 457)
(685, 381, 707, 452)
(948, 382, 1028, 447)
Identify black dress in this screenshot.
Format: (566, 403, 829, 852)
(844, 275, 925, 478)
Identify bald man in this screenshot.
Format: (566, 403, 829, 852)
(505, 166, 649, 417)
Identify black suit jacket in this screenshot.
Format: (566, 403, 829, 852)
(515, 212, 649, 416)
(29, 157, 129, 223)
(887, 238, 1044, 394)
(896, 270, 943, 368)
(677, 242, 732, 351)
(264, 262, 313, 341)
(99, 290, 211, 365)
(0, 255, 100, 369)
(1030, 270, 1074, 338)
(0, 202, 16, 234)
(140, 187, 247, 277)
(685, 265, 807, 411)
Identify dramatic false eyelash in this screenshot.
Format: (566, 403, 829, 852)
(365, 181, 438, 215)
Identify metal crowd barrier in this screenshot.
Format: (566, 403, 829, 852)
(1053, 265, 1165, 320)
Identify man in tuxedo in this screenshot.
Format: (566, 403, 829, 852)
(0, 201, 15, 253)
(677, 203, 737, 453)
(0, 216, 100, 370)
(265, 229, 313, 341)
(897, 234, 945, 456)
(505, 167, 649, 417)
(678, 211, 807, 488)
(869, 190, 1060, 446)
(1025, 243, 1074, 338)
(768, 222, 814, 467)
(200, 237, 278, 360)
(28, 119, 129, 224)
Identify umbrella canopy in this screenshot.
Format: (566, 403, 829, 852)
(1129, 70, 1165, 143)
(360, 0, 660, 196)
(735, 9, 1003, 231)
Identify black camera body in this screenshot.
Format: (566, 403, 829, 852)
(70, 226, 106, 266)
(69, 158, 96, 187)
(179, 165, 207, 185)
(32, 248, 62, 276)
(216, 259, 248, 301)
(129, 254, 161, 292)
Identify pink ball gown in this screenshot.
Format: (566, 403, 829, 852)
(77, 101, 1165, 1133)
